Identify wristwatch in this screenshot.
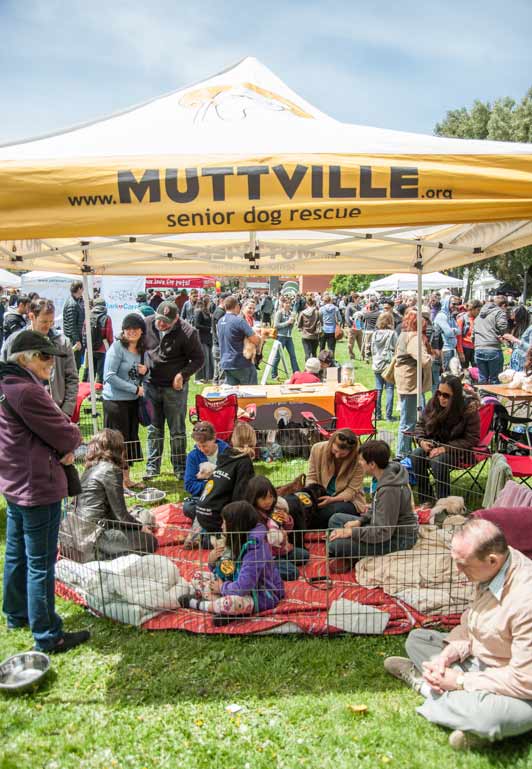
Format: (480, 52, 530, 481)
(456, 674, 465, 690)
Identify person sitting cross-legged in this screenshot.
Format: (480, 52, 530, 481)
(327, 440, 418, 573)
(384, 519, 532, 751)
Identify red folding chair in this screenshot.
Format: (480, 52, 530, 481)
(452, 402, 495, 494)
(302, 389, 378, 441)
(189, 394, 255, 441)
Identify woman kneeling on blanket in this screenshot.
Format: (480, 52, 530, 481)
(73, 429, 158, 559)
(306, 428, 366, 527)
(327, 440, 418, 574)
(179, 501, 284, 626)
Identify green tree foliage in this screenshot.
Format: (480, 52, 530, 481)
(329, 274, 385, 295)
(435, 87, 532, 299)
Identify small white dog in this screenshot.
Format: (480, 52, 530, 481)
(430, 496, 466, 526)
(196, 461, 216, 480)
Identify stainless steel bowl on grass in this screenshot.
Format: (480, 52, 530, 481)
(0, 651, 50, 695)
(135, 487, 166, 504)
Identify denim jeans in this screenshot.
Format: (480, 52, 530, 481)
(3, 499, 63, 650)
(398, 394, 419, 457)
(302, 337, 319, 359)
(410, 446, 454, 503)
(272, 336, 300, 377)
(274, 546, 310, 581)
(431, 358, 442, 395)
(442, 349, 456, 373)
(196, 342, 214, 382)
(475, 349, 504, 385)
(314, 500, 358, 529)
(374, 372, 395, 420)
(224, 366, 257, 386)
(213, 345, 223, 384)
(145, 382, 188, 475)
(327, 512, 418, 559)
(320, 332, 337, 355)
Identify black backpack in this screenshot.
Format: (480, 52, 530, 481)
(90, 313, 106, 348)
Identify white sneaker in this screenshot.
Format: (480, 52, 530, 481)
(383, 656, 423, 693)
(449, 730, 485, 751)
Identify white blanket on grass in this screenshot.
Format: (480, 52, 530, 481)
(56, 554, 191, 626)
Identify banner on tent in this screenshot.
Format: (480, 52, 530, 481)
(101, 276, 145, 335)
(1, 154, 531, 238)
(145, 276, 215, 290)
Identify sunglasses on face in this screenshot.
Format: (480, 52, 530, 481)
(37, 353, 54, 362)
(336, 433, 357, 447)
(435, 390, 451, 400)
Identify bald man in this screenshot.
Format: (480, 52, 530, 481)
(384, 519, 532, 750)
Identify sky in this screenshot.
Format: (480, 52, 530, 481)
(1, 0, 531, 144)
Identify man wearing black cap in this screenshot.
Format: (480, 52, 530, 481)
(0, 330, 90, 653)
(143, 300, 204, 481)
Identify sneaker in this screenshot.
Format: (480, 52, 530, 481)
(142, 468, 159, 481)
(387, 416, 399, 422)
(449, 730, 485, 751)
(375, 413, 383, 421)
(37, 630, 91, 655)
(383, 656, 423, 693)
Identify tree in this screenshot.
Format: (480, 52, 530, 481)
(435, 87, 532, 300)
(329, 274, 385, 296)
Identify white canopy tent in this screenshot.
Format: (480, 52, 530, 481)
(0, 268, 20, 288)
(368, 272, 463, 292)
(0, 57, 531, 425)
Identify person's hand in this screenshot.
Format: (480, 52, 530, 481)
(458, 353, 465, 364)
(273, 509, 291, 525)
(502, 333, 517, 344)
(208, 543, 226, 565)
(419, 440, 433, 453)
(429, 446, 446, 459)
(137, 363, 148, 376)
(137, 385, 144, 398)
(73, 341, 82, 352)
(344, 519, 362, 529)
(329, 528, 352, 541)
(422, 666, 462, 694)
(317, 495, 336, 508)
(60, 452, 75, 466)
(173, 373, 184, 391)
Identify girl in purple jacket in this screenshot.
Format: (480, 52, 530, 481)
(180, 501, 284, 624)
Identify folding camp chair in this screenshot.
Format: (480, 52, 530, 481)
(302, 389, 378, 442)
(451, 402, 495, 494)
(189, 394, 255, 441)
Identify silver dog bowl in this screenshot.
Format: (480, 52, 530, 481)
(0, 651, 50, 695)
(136, 487, 166, 504)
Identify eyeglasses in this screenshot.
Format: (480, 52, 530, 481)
(37, 352, 54, 362)
(435, 390, 451, 400)
(336, 433, 357, 447)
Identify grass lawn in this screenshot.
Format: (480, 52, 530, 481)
(0, 332, 527, 768)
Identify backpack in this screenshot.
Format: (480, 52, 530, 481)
(90, 313, 106, 348)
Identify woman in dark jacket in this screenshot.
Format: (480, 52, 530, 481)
(73, 429, 158, 558)
(411, 375, 481, 502)
(194, 295, 214, 383)
(0, 330, 88, 654)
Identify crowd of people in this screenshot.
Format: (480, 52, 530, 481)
(0, 279, 531, 750)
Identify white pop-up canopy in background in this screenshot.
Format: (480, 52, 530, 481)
(0, 268, 21, 288)
(368, 272, 464, 292)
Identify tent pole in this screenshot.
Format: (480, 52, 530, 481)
(81, 273, 99, 435)
(416, 247, 424, 413)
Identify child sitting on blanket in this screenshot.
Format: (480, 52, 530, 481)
(246, 475, 310, 581)
(179, 501, 284, 626)
(189, 422, 256, 547)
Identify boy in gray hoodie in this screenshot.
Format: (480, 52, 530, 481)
(473, 296, 508, 384)
(327, 440, 418, 572)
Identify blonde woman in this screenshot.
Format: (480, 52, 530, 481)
(306, 428, 366, 528)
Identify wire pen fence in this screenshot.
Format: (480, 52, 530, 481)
(57, 518, 473, 636)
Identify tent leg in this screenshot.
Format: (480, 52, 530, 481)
(416, 266, 424, 413)
(82, 274, 99, 436)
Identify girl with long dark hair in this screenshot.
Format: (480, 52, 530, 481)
(411, 375, 481, 502)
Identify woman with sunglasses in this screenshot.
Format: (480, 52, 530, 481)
(411, 375, 480, 503)
(306, 428, 366, 527)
